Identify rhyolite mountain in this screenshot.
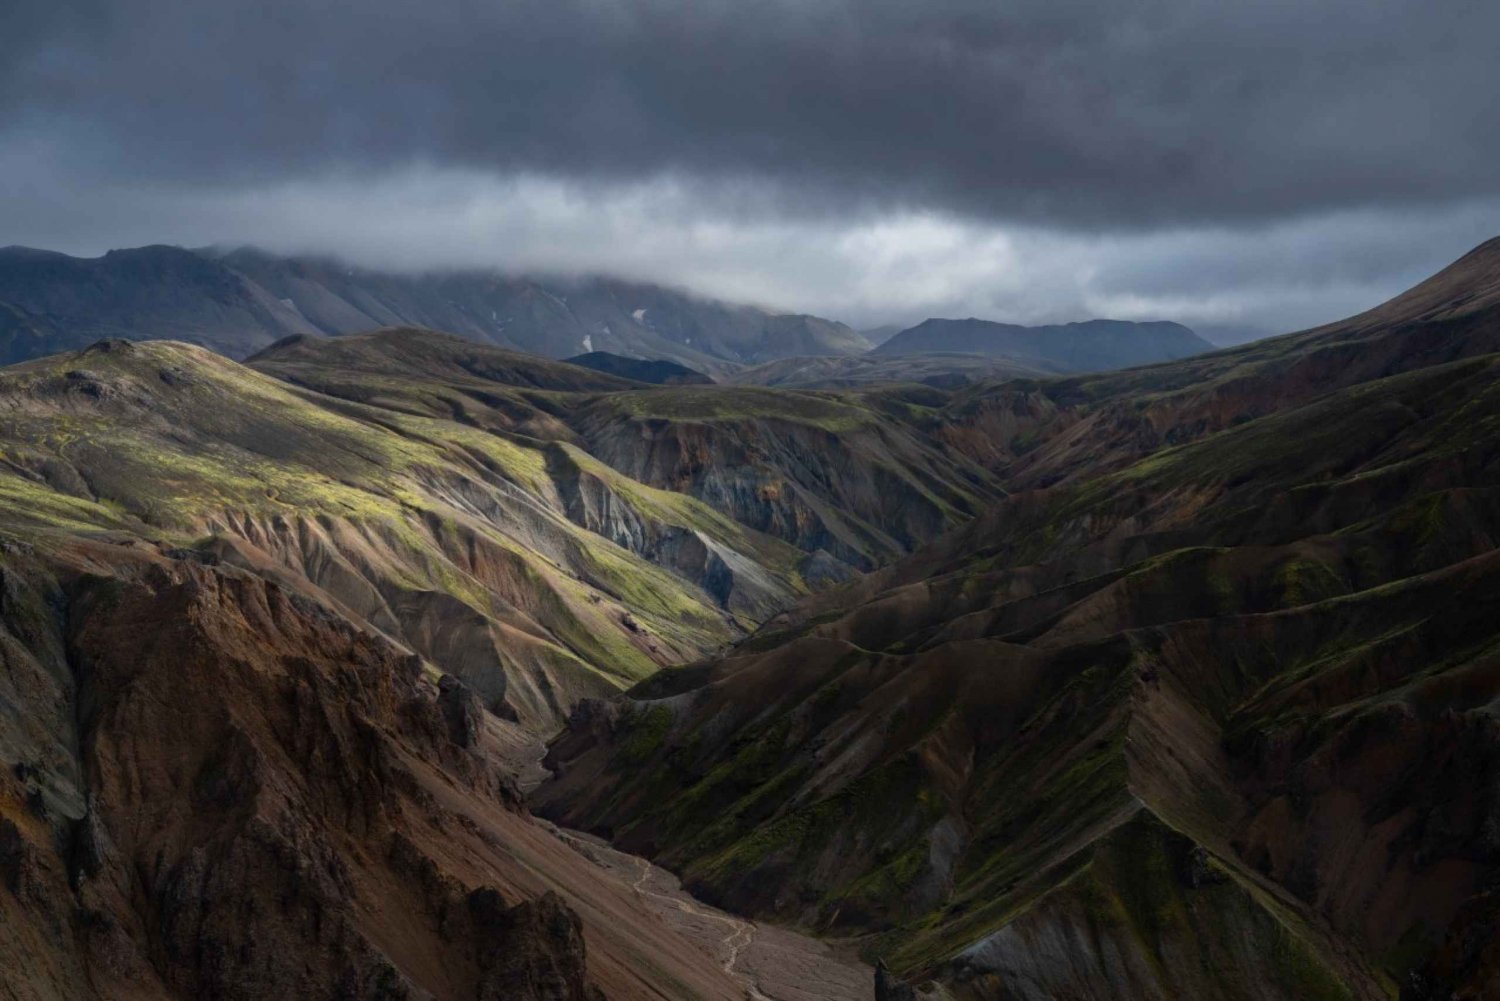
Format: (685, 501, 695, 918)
(0, 537, 752, 1000)
(0, 327, 982, 997)
(7, 237, 1500, 999)
(874, 317, 1214, 372)
(537, 236, 1500, 1000)
(563, 351, 715, 386)
(0, 244, 870, 371)
(0, 245, 316, 362)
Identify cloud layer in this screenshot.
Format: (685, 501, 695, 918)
(5, 0, 1499, 332)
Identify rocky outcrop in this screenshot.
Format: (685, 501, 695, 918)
(0, 543, 747, 1000)
(439, 674, 486, 747)
(574, 398, 1002, 570)
(875, 961, 918, 1001)
(469, 889, 601, 1001)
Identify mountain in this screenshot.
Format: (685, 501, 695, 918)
(939, 234, 1500, 489)
(536, 237, 1500, 999)
(0, 330, 969, 998)
(250, 327, 643, 394)
(563, 351, 714, 386)
(860, 324, 907, 347)
(249, 329, 1006, 573)
(0, 245, 317, 362)
(0, 245, 869, 371)
(0, 535, 755, 1000)
(0, 327, 1000, 738)
(873, 317, 1214, 372)
(11, 235, 1500, 1000)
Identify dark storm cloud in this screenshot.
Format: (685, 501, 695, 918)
(5, 0, 1500, 228)
(3, 0, 1499, 338)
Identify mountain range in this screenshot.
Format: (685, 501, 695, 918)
(537, 236, 1500, 1000)
(0, 245, 870, 375)
(5, 238, 1500, 998)
(0, 246, 1219, 386)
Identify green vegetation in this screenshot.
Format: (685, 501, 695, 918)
(602, 385, 878, 431)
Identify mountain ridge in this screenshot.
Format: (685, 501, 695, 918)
(0, 245, 870, 371)
(874, 316, 1214, 372)
(535, 236, 1500, 1000)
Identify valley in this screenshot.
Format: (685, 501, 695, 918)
(3, 237, 1500, 998)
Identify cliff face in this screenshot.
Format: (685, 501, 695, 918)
(572, 387, 1003, 571)
(0, 540, 746, 1000)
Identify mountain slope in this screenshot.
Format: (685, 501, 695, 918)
(567, 385, 1005, 571)
(730, 353, 1051, 390)
(0, 339, 804, 731)
(249, 330, 1009, 574)
(939, 234, 1500, 491)
(536, 238, 1500, 999)
(0, 330, 1004, 737)
(0, 536, 754, 1001)
(0, 245, 317, 363)
(874, 318, 1213, 372)
(218, 246, 871, 370)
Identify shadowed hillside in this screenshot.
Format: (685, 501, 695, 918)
(564, 351, 715, 386)
(537, 237, 1500, 1000)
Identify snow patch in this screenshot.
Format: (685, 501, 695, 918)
(632, 308, 648, 323)
(582, 334, 594, 352)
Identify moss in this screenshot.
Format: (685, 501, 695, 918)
(605, 386, 877, 431)
(1273, 557, 1347, 607)
(620, 704, 675, 765)
(1270, 923, 1356, 1001)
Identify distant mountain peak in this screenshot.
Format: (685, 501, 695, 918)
(873, 316, 1212, 372)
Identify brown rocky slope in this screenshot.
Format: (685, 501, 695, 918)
(0, 537, 749, 1000)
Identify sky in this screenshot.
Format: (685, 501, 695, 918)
(4, 0, 1500, 338)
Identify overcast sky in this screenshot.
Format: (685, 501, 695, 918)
(4, 0, 1500, 336)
